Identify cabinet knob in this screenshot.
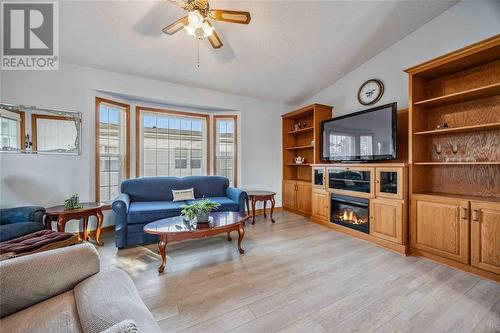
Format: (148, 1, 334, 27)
(472, 209, 479, 222)
(461, 207, 468, 220)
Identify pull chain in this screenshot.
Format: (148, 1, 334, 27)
(196, 38, 200, 69)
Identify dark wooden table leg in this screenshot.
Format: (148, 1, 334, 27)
(95, 210, 104, 246)
(263, 200, 267, 218)
(270, 195, 276, 223)
(237, 223, 245, 254)
(245, 195, 250, 216)
(227, 232, 232, 241)
(82, 217, 89, 241)
(44, 215, 52, 230)
(57, 216, 66, 232)
(158, 235, 167, 273)
(251, 197, 257, 225)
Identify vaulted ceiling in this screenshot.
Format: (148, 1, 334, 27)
(59, 0, 457, 104)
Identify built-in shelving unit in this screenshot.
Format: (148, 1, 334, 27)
(406, 35, 500, 282)
(282, 104, 333, 216)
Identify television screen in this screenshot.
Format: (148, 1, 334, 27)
(321, 103, 397, 162)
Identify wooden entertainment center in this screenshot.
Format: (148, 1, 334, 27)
(282, 35, 499, 282)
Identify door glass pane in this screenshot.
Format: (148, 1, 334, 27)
(328, 168, 371, 193)
(314, 169, 324, 186)
(379, 171, 398, 194)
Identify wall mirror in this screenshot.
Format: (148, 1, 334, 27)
(0, 103, 82, 155)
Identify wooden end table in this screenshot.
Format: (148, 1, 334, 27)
(245, 190, 276, 224)
(44, 202, 105, 246)
(144, 211, 248, 273)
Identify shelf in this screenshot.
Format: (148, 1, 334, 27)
(414, 162, 500, 165)
(285, 127, 314, 135)
(285, 163, 311, 166)
(329, 178, 370, 183)
(413, 83, 500, 108)
(413, 191, 500, 203)
(414, 122, 500, 136)
(284, 145, 314, 150)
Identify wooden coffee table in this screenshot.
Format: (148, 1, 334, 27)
(144, 211, 248, 273)
(44, 202, 105, 246)
(245, 190, 276, 224)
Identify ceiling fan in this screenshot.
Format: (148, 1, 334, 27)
(162, 0, 251, 49)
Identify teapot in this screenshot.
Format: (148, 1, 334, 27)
(294, 156, 305, 164)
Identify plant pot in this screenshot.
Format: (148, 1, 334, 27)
(196, 212, 210, 223)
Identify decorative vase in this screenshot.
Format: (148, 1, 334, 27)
(196, 211, 210, 223)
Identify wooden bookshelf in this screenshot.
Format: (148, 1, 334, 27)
(282, 104, 333, 216)
(406, 34, 500, 281)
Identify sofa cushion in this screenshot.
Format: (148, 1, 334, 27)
(74, 268, 161, 333)
(127, 201, 186, 224)
(0, 222, 44, 242)
(0, 290, 83, 333)
(121, 177, 187, 202)
(184, 176, 229, 198)
(186, 197, 239, 211)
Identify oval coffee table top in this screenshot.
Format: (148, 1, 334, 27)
(245, 190, 276, 197)
(45, 202, 106, 215)
(144, 211, 248, 235)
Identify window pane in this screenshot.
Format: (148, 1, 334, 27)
(35, 118, 77, 152)
(97, 102, 127, 202)
(140, 111, 207, 177)
(215, 117, 236, 186)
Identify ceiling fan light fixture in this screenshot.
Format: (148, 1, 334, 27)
(184, 10, 213, 38)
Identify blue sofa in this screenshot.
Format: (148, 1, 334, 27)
(112, 176, 246, 248)
(0, 206, 46, 242)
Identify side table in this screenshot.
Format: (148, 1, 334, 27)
(44, 202, 105, 246)
(245, 191, 276, 225)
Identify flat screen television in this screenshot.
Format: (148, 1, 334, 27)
(321, 103, 397, 162)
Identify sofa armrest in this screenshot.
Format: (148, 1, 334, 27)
(0, 206, 45, 225)
(226, 187, 246, 212)
(112, 193, 130, 215)
(0, 243, 100, 318)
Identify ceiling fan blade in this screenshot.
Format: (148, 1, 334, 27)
(209, 9, 251, 24)
(207, 23, 223, 49)
(162, 16, 189, 35)
(168, 0, 187, 9)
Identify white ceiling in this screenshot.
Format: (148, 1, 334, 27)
(59, 0, 457, 105)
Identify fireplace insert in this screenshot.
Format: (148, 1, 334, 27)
(331, 194, 369, 234)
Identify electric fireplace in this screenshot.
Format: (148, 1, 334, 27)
(330, 194, 369, 234)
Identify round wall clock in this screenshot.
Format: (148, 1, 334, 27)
(357, 79, 384, 105)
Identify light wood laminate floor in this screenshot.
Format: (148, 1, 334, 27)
(97, 211, 500, 333)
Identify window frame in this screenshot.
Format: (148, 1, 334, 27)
(135, 106, 210, 178)
(0, 111, 24, 150)
(95, 97, 131, 202)
(213, 114, 238, 187)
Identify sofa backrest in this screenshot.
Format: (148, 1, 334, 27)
(121, 176, 229, 202)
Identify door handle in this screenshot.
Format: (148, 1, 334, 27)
(461, 207, 468, 220)
(472, 209, 479, 222)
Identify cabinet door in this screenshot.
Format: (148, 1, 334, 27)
(312, 188, 329, 222)
(283, 181, 297, 210)
(411, 195, 469, 264)
(371, 198, 404, 244)
(375, 167, 404, 200)
(471, 201, 500, 274)
(312, 167, 326, 189)
(296, 182, 312, 215)
(327, 166, 374, 198)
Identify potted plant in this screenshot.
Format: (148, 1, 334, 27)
(181, 198, 220, 223)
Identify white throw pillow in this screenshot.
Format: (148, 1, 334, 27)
(172, 188, 195, 201)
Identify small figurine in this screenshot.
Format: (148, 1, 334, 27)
(436, 122, 449, 129)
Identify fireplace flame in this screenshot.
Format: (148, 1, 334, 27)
(338, 209, 367, 225)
